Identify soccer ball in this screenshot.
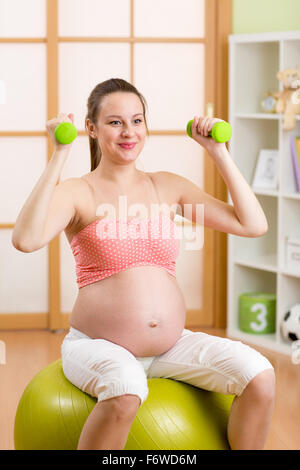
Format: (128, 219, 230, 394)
(281, 304, 300, 342)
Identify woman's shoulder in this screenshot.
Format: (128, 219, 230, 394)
(63, 173, 94, 194)
(146, 170, 176, 183)
(148, 170, 180, 190)
(146, 171, 181, 209)
(60, 174, 94, 215)
(60, 174, 90, 187)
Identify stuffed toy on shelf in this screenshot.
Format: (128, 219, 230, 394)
(274, 67, 300, 130)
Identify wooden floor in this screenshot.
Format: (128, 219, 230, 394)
(1, 327, 299, 450)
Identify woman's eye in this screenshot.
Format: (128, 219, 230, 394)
(110, 119, 143, 125)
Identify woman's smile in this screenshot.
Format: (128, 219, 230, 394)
(118, 143, 136, 150)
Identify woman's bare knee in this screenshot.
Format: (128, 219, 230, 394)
(101, 394, 141, 420)
(244, 369, 275, 401)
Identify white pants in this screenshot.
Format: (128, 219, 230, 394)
(61, 327, 274, 406)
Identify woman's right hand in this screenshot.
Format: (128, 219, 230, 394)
(46, 112, 75, 153)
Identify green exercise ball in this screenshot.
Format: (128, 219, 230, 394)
(127, 378, 234, 450)
(14, 359, 234, 450)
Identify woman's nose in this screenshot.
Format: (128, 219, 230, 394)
(122, 126, 134, 136)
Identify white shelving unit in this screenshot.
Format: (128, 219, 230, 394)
(227, 31, 300, 356)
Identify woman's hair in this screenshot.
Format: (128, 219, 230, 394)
(85, 78, 149, 171)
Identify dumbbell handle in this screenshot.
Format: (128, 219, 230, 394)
(54, 122, 77, 145)
(186, 120, 232, 143)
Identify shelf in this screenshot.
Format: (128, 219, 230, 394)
(236, 113, 300, 121)
(228, 31, 300, 356)
(280, 268, 300, 279)
(229, 30, 300, 44)
(253, 189, 279, 197)
(249, 191, 300, 200)
(236, 113, 281, 120)
(282, 192, 300, 200)
(227, 328, 291, 356)
(234, 255, 278, 273)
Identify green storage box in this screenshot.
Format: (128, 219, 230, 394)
(238, 292, 276, 334)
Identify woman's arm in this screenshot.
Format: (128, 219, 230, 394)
(12, 113, 74, 252)
(12, 150, 71, 251)
(167, 116, 268, 237)
(206, 145, 268, 235)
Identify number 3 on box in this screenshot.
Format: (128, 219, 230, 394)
(250, 303, 267, 332)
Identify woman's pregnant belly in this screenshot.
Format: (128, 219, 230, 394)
(69, 266, 187, 357)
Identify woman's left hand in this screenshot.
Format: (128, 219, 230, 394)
(190, 115, 227, 156)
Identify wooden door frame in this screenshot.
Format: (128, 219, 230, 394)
(202, 0, 232, 329)
(213, 0, 232, 327)
(214, 0, 232, 327)
(199, 0, 218, 328)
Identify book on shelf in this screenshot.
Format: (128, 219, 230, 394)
(290, 136, 300, 192)
(296, 137, 300, 169)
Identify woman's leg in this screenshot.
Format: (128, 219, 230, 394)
(147, 329, 275, 450)
(227, 368, 276, 450)
(77, 394, 141, 450)
(61, 329, 149, 450)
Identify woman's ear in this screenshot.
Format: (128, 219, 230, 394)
(86, 118, 96, 138)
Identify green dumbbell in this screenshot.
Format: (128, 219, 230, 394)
(186, 119, 232, 143)
(54, 122, 77, 145)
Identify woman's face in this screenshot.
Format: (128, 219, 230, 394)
(93, 91, 147, 163)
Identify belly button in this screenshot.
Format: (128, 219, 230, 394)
(148, 320, 159, 328)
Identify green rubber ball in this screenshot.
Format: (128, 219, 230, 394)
(54, 122, 77, 145)
(14, 359, 234, 450)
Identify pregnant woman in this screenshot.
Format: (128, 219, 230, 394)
(12, 78, 275, 450)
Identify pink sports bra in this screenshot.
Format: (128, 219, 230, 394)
(70, 176, 181, 289)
